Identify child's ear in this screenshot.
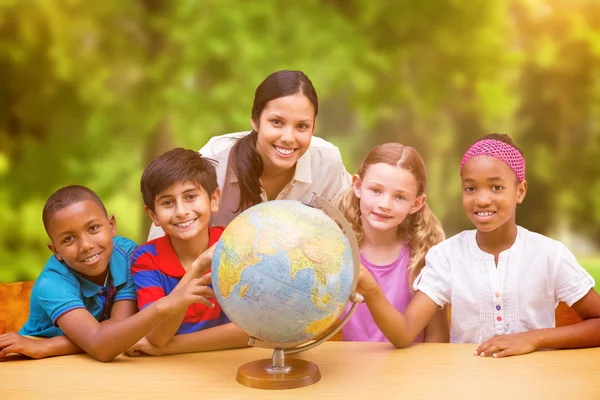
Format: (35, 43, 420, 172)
(211, 188, 221, 212)
(516, 180, 527, 204)
(409, 194, 427, 215)
(108, 214, 117, 237)
(47, 242, 62, 261)
(351, 174, 362, 199)
(251, 118, 259, 132)
(144, 205, 161, 227)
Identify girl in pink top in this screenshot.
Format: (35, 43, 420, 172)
(338, 143, 449, 344)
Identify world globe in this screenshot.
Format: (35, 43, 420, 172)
(212, 199, 356, 346)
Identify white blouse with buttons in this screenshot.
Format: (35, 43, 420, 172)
(414, 226, 595, 344)
(148, 131, 351, 240)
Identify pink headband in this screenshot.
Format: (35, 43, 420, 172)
(460, 139, 526, 182)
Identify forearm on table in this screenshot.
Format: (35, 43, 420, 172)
(41, 335, 83, 357)
(73, 299, 173, 361)
(531, 318, 600, 349)
(161, 323, 249, 355)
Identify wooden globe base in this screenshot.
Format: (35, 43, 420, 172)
(236, 358, 321, 390)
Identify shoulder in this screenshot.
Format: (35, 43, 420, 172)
(307, 136, 344, 159)
(33, 257, 80, 295)
(306, 136, 347, 174)
(430, 229, 474, 256)
(131, 236, 170, 268)
(518, 226, 560, 250)
(113, 236, 138, 260)
(199, 131, 250, 157)
(209, 226, 226, 245)
(516, 227, 578, 267)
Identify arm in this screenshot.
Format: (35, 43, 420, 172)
(357, 263, 440, 348)
(423, 306, 450, 343)
(0, 333, 82, 359)
(142, 246, 215, 348)
(56, 277, 213, 362)
(128, 322, 249, 356)
(364, 287, 440, 348)
(476, 288, 600, 357)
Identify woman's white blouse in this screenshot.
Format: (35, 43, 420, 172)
(414, 226, 595, 344)
(148, 131, 351, 240)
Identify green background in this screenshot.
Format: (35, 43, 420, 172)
(1, 0, 599, 283)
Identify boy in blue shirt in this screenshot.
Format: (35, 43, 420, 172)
(0, 185, 214, 361)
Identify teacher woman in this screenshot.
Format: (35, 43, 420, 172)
(149, 70, 350, 239)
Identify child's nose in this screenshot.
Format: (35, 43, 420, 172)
(175, 201, 190, 216)
(378, 194, 393, 210)
(475, 192, 492, 206)
(79, 235, 94, 252)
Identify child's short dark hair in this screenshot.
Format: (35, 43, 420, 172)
(43, 185, 107, 234)
(475, 133, 524, 156)
(141, 148, 219, 212)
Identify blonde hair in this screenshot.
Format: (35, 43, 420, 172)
(338, 143, 445, 285)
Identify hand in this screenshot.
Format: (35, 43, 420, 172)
(188, 243, 217, 278)
(159, 278, 216, 315)
(126, 337, 164, 357)
(0, 333, 47, 359)
(355, 263, 380, 302)
(475, 331, 539, 358)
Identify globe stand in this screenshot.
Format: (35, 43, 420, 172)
(236, 349, 321, 389)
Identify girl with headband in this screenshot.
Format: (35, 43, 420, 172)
(356, 133, 600, 357)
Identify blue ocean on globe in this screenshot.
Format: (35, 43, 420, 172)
(212, 200, 355, 344)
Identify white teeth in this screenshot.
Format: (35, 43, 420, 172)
(82, 254, 100, 263)
(175, 219, 195, 227)
(275, 146, 294, 155)
(476, 212, 495, 217)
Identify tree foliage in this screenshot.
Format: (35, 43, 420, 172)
(1, 0, 599, 281)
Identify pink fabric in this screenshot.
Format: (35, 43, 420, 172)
(460, 139, 526, 182)
(341, 248, 424, 343)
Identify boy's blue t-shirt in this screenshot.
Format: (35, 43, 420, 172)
(20, 236, 138, 338)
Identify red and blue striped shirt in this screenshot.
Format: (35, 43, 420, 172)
(131, 227, 229, 335)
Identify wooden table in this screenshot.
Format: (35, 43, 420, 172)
(1, 342, 599, 399)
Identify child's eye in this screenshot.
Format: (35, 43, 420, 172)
(271, 119, 283, 126)
(492, 185, 504, 191)
(186, 194, 197, 201)
(463, 187, 475, 193)
(370, 188, 381, 194)
(63, 236, 74, 244)
(395, 195, 405, 200)
(297, 123, 309, 130)
(89, 225, 101, 232)
(161, 200, 173, 206)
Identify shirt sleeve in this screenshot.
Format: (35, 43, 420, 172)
(36, 272, 86, 326)
(413, 246, 452, 308)
(554, 242, 595, 306)
(130, 247, 167, 310)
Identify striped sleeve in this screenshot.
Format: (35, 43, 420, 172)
(131, 243, 166, 310)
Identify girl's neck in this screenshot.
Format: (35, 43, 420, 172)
(170, 229, 210, 271)
(260, 166, 295, 200)
(476, 222, 518, 265)
(360, 221, 405, 265)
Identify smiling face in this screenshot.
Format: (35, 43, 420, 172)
(147, 180, 220, 243)
(461, 156, 527, 234)
(252, 93, 316, 175)
(47, 200, 116, 285)
(353, 163, 426, 234)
